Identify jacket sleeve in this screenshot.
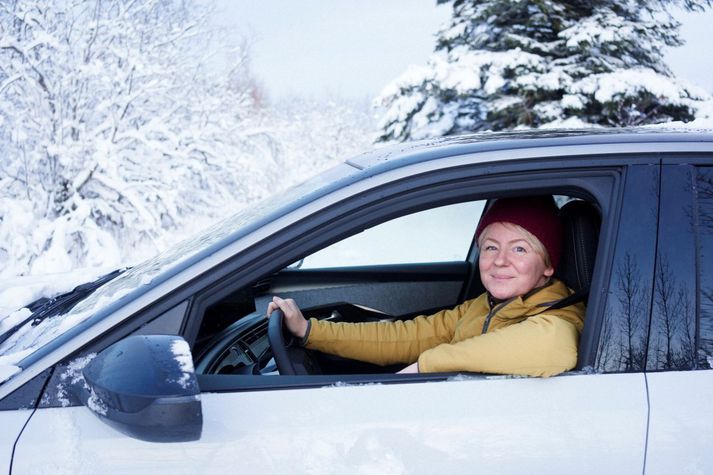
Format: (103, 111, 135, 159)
(417, 313, 579, 377)
(304, 301, 471, 366)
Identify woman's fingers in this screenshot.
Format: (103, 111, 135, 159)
(267, 296, 290, 316)
(267, 296, 308, 338)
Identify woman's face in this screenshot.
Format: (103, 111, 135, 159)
(478, 222, 554, 300)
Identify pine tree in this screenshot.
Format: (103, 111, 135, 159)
(377, 0, 712, 141)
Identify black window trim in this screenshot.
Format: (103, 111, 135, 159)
(183, 166, 620, 390)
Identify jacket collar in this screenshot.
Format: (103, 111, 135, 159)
(486, 278, 564, 317)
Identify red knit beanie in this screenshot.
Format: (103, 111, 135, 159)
(475, 196, 562, 271)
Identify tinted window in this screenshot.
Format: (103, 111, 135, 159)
(596, 165, 658, 373)
(695, 167, 713, 369)
(647, 164, 697, 371)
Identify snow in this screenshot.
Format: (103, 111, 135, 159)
(517, 70, 570, 92)
(646, 116, 713, 131)
(561, 11, 636, 49)
(533, 101, 563, 121)
(446, 374, 486, 382)
(55, 354, 96, 408)
(0, 363, 21, 384)
(170, 339, 194, 389)
(0, 284, 133, 368)
(561, 94, 585, 110)
(0, 267, 114, 322)
(410, 97, 455, 140)
(86, 388, 108, 416)
(0, 346, 33, 383)
(0, 308, 32, 335)
(329, 381, 383, 388)
(539, 116, 600, 130)
(573, 68, 703, 105)
(377, 0, 712, 138)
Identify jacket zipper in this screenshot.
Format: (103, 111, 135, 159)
(482, 300, 512, 334)
(481, 280, 556, 333)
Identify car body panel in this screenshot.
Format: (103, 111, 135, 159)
(645, 371, 713, 474)
(1, 409, 32, 472)
(13, 373, 647, 474)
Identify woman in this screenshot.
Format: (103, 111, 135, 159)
(267, 196, 585, 377)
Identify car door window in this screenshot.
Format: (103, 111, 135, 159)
(694, 167, 713, 369)
(595, 165, 658, 373)
(299, 201, 485, 268)
(646, 164, 697, 371)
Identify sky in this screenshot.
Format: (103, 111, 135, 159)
(212, 0, 448, 100)
(213, 1, 713, 102)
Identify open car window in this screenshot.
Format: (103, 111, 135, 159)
(191, 193, 601, 382)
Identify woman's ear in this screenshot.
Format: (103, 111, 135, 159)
(544, 266, 554, 277)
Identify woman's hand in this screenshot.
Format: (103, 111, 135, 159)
(266, 296, 309, 339)
(397, 362, 419, 374)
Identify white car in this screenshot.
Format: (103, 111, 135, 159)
(2, 129, 713, 474)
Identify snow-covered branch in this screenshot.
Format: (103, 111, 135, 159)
(377, 0, 713, 141)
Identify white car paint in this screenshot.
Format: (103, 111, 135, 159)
(645, 370, 713, 474)
(1, 409, 33, 472)
(13, 373, 647, 474)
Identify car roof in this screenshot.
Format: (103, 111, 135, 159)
(347, 127, 713, 171)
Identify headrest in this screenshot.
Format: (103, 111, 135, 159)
(556, 200, 601, 292)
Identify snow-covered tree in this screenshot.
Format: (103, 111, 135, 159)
(0, 0, 271, 276)
(377, 0, 713, 141)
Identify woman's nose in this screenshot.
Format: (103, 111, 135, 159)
(494, 249, 509, 266)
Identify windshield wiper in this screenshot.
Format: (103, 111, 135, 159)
(0, 268, 126, 346)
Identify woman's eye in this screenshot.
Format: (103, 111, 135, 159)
(484, 245, 497, 251)
(513, 246, 527, 253)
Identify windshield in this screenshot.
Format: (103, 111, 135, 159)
(0, 163, 358, 377)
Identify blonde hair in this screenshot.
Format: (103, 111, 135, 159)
(477, 222, 552, 268)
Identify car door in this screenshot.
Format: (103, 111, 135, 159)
(13, 159, 653, 474)
(644, 160, 713, 474)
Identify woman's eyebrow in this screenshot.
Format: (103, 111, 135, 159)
(483, 237, 530, 245)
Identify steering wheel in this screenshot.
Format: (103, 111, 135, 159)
(267, 309, 321, 375)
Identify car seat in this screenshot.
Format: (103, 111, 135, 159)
(555, 199, 601, 297)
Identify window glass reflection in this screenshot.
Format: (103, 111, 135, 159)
(647, 165, 697, 371)
(696, 168, 713, 369)
(596, 166, 658, 372)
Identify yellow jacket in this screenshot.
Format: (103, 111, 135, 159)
(305, 279, 585, 377)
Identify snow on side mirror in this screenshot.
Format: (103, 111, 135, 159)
(75, 335, 202, 442)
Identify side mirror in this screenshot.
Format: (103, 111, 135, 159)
(75, 335, 202, 442)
